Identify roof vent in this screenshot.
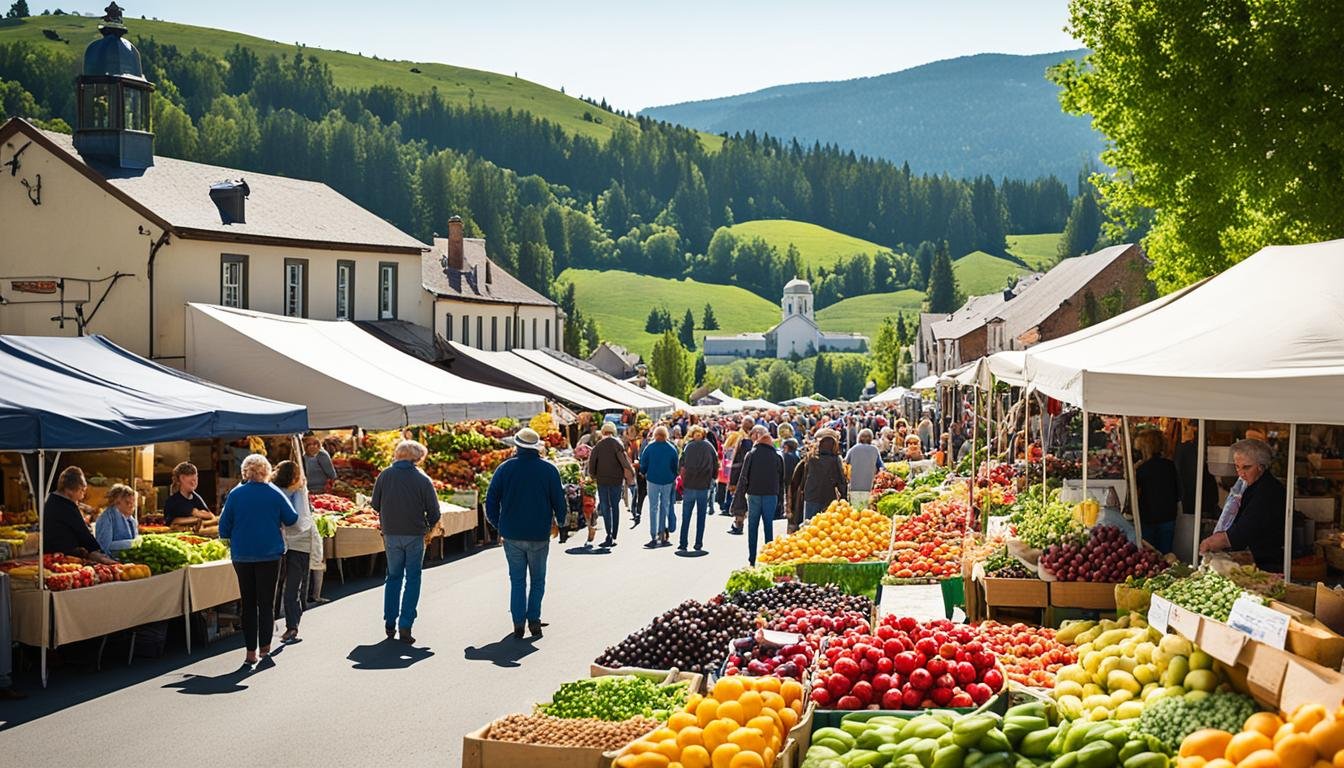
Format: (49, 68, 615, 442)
(209, 179, 249, 225)
(1003, 288, 1015, 301)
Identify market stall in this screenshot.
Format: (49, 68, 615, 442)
(445, 341, 626, 414)
(510, 348, 671, 416)
(0, 333, 307, 684)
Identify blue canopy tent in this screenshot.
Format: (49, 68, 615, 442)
(0, 334, 307, 684)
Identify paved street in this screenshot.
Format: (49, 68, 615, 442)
(1, 514, 756, 767)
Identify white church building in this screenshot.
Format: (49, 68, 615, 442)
(702, 278, 869, 364)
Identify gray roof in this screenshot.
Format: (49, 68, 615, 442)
(927, 271, 1046, 342)
(592, 342, 640, 367)
(16, 121, 427, 252)
(988, 244, 1141, 339)
(423, 236, 557, 307)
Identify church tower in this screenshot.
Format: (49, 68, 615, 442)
(73, 3, 155, 169)
(781, 277, 814, 322)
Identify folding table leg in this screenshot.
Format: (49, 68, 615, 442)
(126, 629, 136, 666)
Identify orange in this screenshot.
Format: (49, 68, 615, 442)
(1280, 724, 1303, 747)
(711, 743, 742, 768)
(1176, 759, 1208, 768)
(1334, 755, 1344, 768)
(677, 726, 706, 750)
(703, 719, 736, 753)
(1276, 734, 1319, 768)
(669, 712, 699, 731)
(1182, 730, 1234, 761)
(1309, 719, 1344, 759)
(654, 738, 680, 759)
(752, 676, 781, 694)
(728, 752, 765, 768)
(713, 677, 746, 702)
(738, 691, 764, 720)
(1246, 714, 1288, 740)
(728, 726, 767, 754)
(696, 698, 720, 728)
(1229, 732, 1275, 764)
(778, 707, 799, 732)
(1293, 706, 1330, 735)
(716, 700, 746, 725)
(1238, 749, 1282, 768)
(1315, 762, 1333, 768)
(1209, 760, 1237, 768)
(680, 745, 711, 768)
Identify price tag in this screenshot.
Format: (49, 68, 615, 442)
(1197, 618, 1249, 666)
(1228, 595, 1290, 649)
(1147, 595, 1172, 634)
(879, 582, 947, 623)
(1168, 603, 1200, 637)
(759, 628, 804, 647)
(987, 516, 1011, 539)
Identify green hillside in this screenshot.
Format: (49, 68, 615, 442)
(816, 290, 926, 340)
(954, 251, 1033, 295)
(0, 15, 722, 147)
(1007, 232, 1064, 270)
(558, 269, 779, 359)
(725, 219, 893, 271)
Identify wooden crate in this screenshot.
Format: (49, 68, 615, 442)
(1049, 580, 1119, 610)
(982, 578, 1048, 608)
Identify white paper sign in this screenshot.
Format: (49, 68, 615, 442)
(879, 582, 948, 623)
(987, 516, 1011, 539)
(1147, 595, 1172, 635)
(1228, 595, 1290, 649)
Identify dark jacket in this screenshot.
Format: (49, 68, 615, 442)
(587, 435, 634, 486)
(42, 493, 101, 555)
(736, 442, 785, 506)
(1136, 456, 1180, 525)
(1174, 439, 1219, 517)
(219, 482, 298, 562)
(485, 450, 567, 541)
(1226, 471, 1287, 571)
(782, 449, 801, 495)
(679, 439, 719, 490)
(371, 459, 441, 536)
(800, 443, 848, 505)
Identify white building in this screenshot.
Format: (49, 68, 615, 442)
(702, 278, 868, 364)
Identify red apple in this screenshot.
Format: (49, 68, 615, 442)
(909, 668, 932, 690)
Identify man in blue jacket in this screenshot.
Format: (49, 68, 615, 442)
(486, 428, 567, 639)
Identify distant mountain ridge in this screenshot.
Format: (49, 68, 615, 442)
(642, 50, 1102, 184)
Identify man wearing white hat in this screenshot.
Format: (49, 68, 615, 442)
(485, 428, 568, 639)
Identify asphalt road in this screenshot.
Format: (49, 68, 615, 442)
(0, 511, 763, 767)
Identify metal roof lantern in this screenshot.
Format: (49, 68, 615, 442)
(73, 3, 155, 169)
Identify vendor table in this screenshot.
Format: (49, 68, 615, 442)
(183, 560, 240, 653)
(332, 526, 384, 583)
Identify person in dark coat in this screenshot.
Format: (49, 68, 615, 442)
(1198, 438, 1286, 571)
(677, 426, 718, 552)
(1134, 429, 1180, 554)
(733, 427, 785, 566)
(780, 438, 801, 523)
(795, 430, 847, 523)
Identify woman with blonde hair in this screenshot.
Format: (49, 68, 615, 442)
(94, 483, 139, 553)
(270, 460, 315, 643)
(219, 454, 297, 665)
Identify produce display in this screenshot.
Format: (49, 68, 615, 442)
(313, 514, 337, 538)
(1176, 704, 1344, 768)
(536, 675, 691, 721)
(974, 621, 1077, 690)
(1155, 571, 1258, 623)
(722, 581, 873, 617)
(310, 494, 357, 514)
(724, 630, 815, 679)
(1135, 692, 1257, 751)
(1052, 618, 1226, 722)
(1040, 525, 1169, 583)
(1009, 490, 1083, 550)
(765, 608, 872, 649)
(483, 712, 661, 750)
(802, 700, 1172, 768)
(723, 565, 797, 595)
(888, 537, 963, 579)
(984, 548, 1037, 580)
(614, 675, 806, 768)
(758, 501, 892, 564)
(2, 554, 152, 590)
(812, 617, 1006, 711)
(595, 599, 752, 674)
(118, 533, 229, 573)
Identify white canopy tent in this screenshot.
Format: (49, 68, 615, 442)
(740, 398, 779, 410)
(185, 303, 544, 429)
(703, 388, 746, 413)
(868, 386, 908, 404)
(911, 375, 940, 390)
(639, 383, 694, 412)
(509, 349, 671, 416)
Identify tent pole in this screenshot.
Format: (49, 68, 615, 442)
(1082, 409, 1090, 502)
(968, 386, 977, 529)
(1123, 416, 1143, 545)
(1193, 420, 1206, 564)
(37, 449, 47, 688)
(1024, 388, 1030, 466)
(1284, 424, 1298, 579)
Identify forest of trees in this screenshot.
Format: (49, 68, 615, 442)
(0, 36, 1085, 308)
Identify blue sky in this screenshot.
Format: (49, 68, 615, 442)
(97, 1, 1078, 110)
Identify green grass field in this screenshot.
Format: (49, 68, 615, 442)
(815, 290, 926, 340)
(0, 16, 726, 148)
(725, 220, 894, 271)
(953, 251, 1036, 295)
(1006, 232, 1064, 270)
(557, 268, 779, 359)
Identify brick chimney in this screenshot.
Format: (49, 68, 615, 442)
(446, 215, 464, 270)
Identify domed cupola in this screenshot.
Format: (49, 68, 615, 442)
(73, 3, 155, 169)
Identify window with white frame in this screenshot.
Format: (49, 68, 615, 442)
(220, 254, 247, 308)
(378, 262, 398, 320)
(335, 260, 354, 320)
(284, 258, 308, 317)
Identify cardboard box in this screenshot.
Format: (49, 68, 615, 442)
(588, 664, 705, 694)
(462, 721, 638, 768)
(983, 578, 1048, 608)
(1049, 581, 1119, 610)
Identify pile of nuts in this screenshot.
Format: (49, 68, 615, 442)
(485, 713, 660, 749)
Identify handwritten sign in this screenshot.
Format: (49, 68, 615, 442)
(879, 582, 947, 623)
(1228, 596, 1290, 649)
(1198, 619, 1249, 666)
(1147, 595, 1172, 635)
(1168, 603, 1200, 638)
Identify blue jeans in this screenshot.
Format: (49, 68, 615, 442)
(746, 494, 777, 565)
(1143, 520, 1176, 555)
(597, 484, 622, 541)
(503, 538, 550, 625)
(647, 482, 676, 540)
(680, 488, 710, 549)
(383, 534, 425, 630)
(802, 500, 825, 523)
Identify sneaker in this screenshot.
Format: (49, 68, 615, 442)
(694, 544, 704, 552)
(398, 628, 415, 645)
(599, 538, 614, 548)
(385, 624, 395, 639)
(528, 621, 544, 638)
(643, 540, 659, 549)
(513, 623, 525, 639)
(583, 541, 592, 549)
(677, 544, 687, 552)
(728, 526, 743, 535)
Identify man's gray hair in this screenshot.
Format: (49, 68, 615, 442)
(240, 454, 272, 482)
(750, 424, 770, 441)
(1231, 438, 1274, 469)
(858, 428, 874, 443)
(653, 425, 670, 440)
(394, 439, 428, 462)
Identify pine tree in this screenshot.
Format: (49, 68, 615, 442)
(693, 353, 707, 387)
(649, 330, 692, 400)
(813, 355, 835, 399)
(869, 318, 898, 390)
(926, 242, 960, 313)
(913, 241, 937, 291)
(701, 302, 720, 330)
(1058, 190, 1102, 258)
(6, 1, 30, 18)
(678, 309, 697, 351)
(895, 313, 909, 346)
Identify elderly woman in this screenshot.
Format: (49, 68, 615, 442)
(220, 453, 298, 665)
(1198, 438, 1286, 571)
(94, 483, 139, 553)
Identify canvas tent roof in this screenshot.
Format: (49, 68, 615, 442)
(445, 342, 625, 412)
(703, 389, 746, 413)
(509, 349, 670, 415)
(869, 386, 908, 404)
(911, 375, 940, 390)
(1020, 240, 1344, 423)
(185, 304, 542, 429)
(0, 334, 306, 450)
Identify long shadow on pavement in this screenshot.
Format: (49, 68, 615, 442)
(161, 662, 258, 695)
(348, 639, 434, 670)
(464, 635, 539, 668)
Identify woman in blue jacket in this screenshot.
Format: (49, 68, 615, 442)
(219, 453, 297, 665)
